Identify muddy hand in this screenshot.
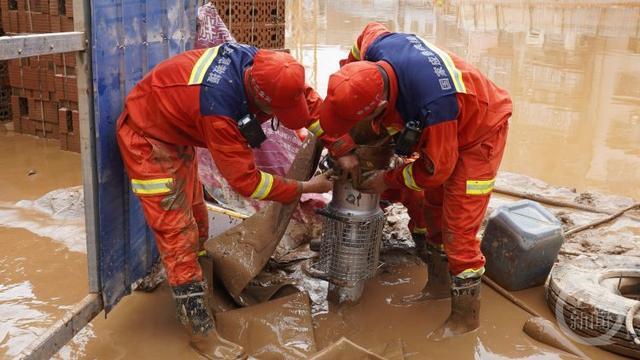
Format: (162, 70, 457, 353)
(335, 153, 361, 187)
(189, 328, 246, 360)
(358, 170, 388, 194)
(301, 172, 334, 194)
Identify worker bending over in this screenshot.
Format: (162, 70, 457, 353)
(319, 22, 512, 339)
(116, 43, 346, 358)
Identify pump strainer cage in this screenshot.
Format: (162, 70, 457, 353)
(316, 207, 385, 285)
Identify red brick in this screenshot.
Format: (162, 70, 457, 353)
(0, 0, 10, 28)
(31, 12, 51, 33)
(33, 119, 59, 139)
(56, 53, 76, 67)
(71, 109, 78, 132)
(48, 0, 58, 15)
(59, 132, 67, 149)
(54, 73, 64, 94)
(64, 0, 72, 17)
(60, 15, 72, 31)
(10, 96, 21, 123)
(8, 63, 23, 88)
(65, 75, 77, 101)
(17, 66, 41, 90)
(34, 0, 50, 14)
(17, 11, 28, 33)
(61, 131, 80, 152)
(27, 89, 51, 101)
(20, 116, 34, 135)
(8, 10, 19, 33)
(45, 70, 55, 92)
(58, 108, 73, 134)
(49, 14, 60, 31)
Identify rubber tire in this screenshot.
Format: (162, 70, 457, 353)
(545, 255, 640, 358)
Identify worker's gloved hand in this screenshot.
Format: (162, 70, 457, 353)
(359, 170, 388, 194)
(301, 172, 334, 194)
(335, 153, 360, 187)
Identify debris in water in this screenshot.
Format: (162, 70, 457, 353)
(215, 292, 317, 359)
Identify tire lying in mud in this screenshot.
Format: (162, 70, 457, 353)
(546, 255, 640, 359)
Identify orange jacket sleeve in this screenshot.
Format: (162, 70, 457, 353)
(201, 115, 301, 203)
(339, 22, 391, 67)
(384, 120, 459, 191)
(302, 84, 356, 158)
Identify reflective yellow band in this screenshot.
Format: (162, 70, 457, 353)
(412, 227, 427, 235)
(350, 43, 361, 60)
(466, 178, 495, 195)
(250, 171, 274, 200)
(419, 37, 466, 93)
(197, 250, 207, 257)
(131, 178, 173, 195)
(402, 163, 423, 191)
(307, 120, 324, 138)
(385, 126, 399, 136)
(456, 267, 485, 279)
(188, 46, 220, 85)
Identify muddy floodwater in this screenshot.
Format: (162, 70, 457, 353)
(1, 0, 639, 359)
(289, 0, 640, 200)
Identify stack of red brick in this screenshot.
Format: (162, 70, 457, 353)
(212, 0, 285, 49)
(0, 0, 79, 152)
(0, 8, 10, 122)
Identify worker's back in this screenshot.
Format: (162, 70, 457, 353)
(123, 43, 257, 147)
(352, 22, 512, 148)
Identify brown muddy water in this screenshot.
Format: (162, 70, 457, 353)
(289, 0, 640, 200)
(1, 0, 639, 358)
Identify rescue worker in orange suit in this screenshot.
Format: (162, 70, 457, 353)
(318, 23, 512, 339)
(116, 43, 351, 358)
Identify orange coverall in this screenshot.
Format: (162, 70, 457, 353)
(344, 23, 512, 277)
(116, 44, 344, 286)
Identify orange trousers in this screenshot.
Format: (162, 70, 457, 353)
(116, 112, 208, 286)
(384, 121, 509, 276)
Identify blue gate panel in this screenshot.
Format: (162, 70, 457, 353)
(92, 0, 196, 313)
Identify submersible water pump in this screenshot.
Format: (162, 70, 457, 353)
(315, 145, 392, 303)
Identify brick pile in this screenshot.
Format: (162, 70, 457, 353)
(0, 0, 79, 152)
(212, 0, 285, 49)
(0, 7, 10, 122)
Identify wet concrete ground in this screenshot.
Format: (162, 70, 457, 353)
(1, 0, 639, 358)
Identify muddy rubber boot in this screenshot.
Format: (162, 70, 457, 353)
(403, 236, 451, 302)
(428, 276, 481, 341)
(172, 281, 246, 359)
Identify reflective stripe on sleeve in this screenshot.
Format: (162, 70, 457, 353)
(250, 171, 274, 200)
(465, 179, 495, 195)
(188, 46, 221, 85)
(131, 178, 173, 195)
(307, 120, 324, 138)
(402, 163, 423, 191)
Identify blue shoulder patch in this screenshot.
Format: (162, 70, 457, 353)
(199, 43, 257, 120)
(365, 33, 462, 127)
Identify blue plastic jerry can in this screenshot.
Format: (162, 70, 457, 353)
(481, 200, 564, 291)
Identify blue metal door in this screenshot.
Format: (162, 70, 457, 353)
(91, 0, 197, 312)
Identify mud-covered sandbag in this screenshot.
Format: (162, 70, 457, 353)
(204, 137, 322, 297)
(215, 292, 317, 359)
